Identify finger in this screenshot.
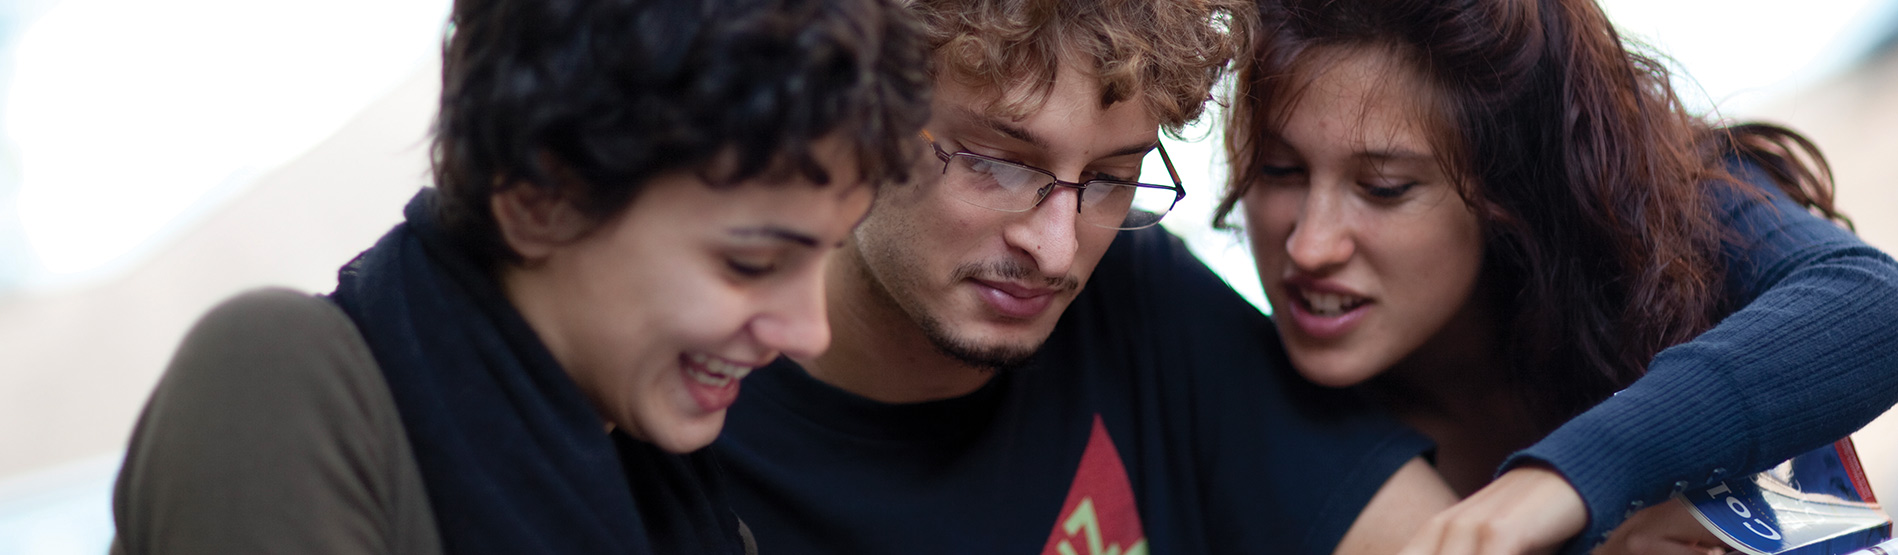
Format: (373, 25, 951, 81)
(1621, 536, 1726, 555)
(1649, 503, 1723, 547)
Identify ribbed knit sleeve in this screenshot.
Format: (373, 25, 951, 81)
(1504, 167, 1898, 553)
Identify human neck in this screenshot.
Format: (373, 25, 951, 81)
(498, 264, 617, 431)
(1388, 383, 1540, 497)
(1374, 296, 1540, 497)
(796, 247, 997, 404)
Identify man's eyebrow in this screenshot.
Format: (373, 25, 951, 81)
(953, 106, 1159, 160)
(954, 106, 1047, 147)
(728, 226, 819, 248)
(1103, 141, 1160, 159)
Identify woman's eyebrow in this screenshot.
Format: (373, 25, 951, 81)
(1358, 148, 1433, 162)
(727, 226, 819, 248)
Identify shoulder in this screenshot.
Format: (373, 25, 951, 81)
(1096, 225, 1207, 284)
(115, 288, 436, 554)
(158, 288, 383, 405)
(184, 287, 369, 364)
(1706, 159, 1888, 299)
(1091, 225, 1257, 314)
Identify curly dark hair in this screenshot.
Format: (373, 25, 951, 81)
(1216, 0, 1847, 430)
(908, 0, 1253, 132)
(432, 0, 932, 267)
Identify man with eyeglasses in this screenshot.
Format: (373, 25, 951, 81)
(712, 0, 1456, 553)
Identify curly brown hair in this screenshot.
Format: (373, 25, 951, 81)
(909, 0, 1254, 131)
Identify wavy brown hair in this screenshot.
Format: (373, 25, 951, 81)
(908, 0, 1254, 131)
(1214, 0, 1847, 430)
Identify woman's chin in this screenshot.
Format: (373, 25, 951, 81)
(614, 405, 728, 454)
(641, 415, 727, 454)
(1286, 348, 1383, 388)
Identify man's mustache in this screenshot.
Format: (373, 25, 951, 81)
(949, 260, 1080, 293)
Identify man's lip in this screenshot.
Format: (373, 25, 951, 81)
(971, 279, 1061, 298)
(969, 280, 1058, 319)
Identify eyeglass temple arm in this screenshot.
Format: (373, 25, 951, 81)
(1155, 143, 1183, 190)
(920, 130, 952, 165)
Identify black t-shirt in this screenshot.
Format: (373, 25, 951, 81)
(713, 226, 1429, 554)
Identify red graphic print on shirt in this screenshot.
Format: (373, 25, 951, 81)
(1040, 414, 1148, 555)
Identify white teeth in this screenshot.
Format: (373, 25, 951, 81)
(684, 353, 756, 387)
(686, 368, 732, 387)
(1300, 290, 1366, 317)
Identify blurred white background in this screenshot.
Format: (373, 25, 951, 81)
(1, 0, 1895, 552)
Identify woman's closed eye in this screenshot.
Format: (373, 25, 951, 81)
(725, 256, 778, 278)
(1259, 164, 1305, 178)
(1362, 181, 1419, 200)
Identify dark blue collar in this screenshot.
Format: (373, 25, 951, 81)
(329, 188, 745, 554)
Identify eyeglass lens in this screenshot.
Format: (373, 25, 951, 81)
(944, 154, 1175, 230)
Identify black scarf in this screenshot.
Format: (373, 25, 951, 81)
(329, 189, 746, 554)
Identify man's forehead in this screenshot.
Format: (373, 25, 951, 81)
(930, 57, 1152, 127)
(936, 87, 1162, 160)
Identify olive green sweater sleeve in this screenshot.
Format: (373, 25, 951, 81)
(110, 288, 440, 555)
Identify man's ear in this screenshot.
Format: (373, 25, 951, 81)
(491, 183, 591, 263)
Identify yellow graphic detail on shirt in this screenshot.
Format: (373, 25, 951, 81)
(1040, 415, 1147, 555)
(1053, 498, 1150, 555)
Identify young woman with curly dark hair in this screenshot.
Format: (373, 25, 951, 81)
(1216, 0, 1898, 552)
(109, 0, 930, 553)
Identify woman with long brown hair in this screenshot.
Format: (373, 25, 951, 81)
(1218, 0, 1898, 552)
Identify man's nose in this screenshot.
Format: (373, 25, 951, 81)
(1003, 184, 1082, 279)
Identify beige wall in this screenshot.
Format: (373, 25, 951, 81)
(0, 61, 435, 480)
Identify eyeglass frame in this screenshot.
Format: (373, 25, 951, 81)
(918, 130, 1186, 230)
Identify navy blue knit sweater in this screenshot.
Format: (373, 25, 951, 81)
(1505, 165, 1898, 552)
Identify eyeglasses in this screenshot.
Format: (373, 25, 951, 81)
(920, 131, 1185, 230)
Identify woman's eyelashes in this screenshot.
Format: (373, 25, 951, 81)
(1259, 163, 1421, 200)
(1257, 144, 1428, 199)
(1258, 164, 1304, 178)
(724, 256, 778, 278)
(1362, 181, 1419, 199)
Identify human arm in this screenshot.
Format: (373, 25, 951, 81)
(1376, 465, 1579, 555)
(111, 289, 439, 555)
(1336, 457, 1460, 555)
(1384, 466, 1729, 555)
(1492, 166, 1898, 553)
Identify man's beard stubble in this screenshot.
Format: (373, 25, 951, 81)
(849, 242, 1072, 372)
